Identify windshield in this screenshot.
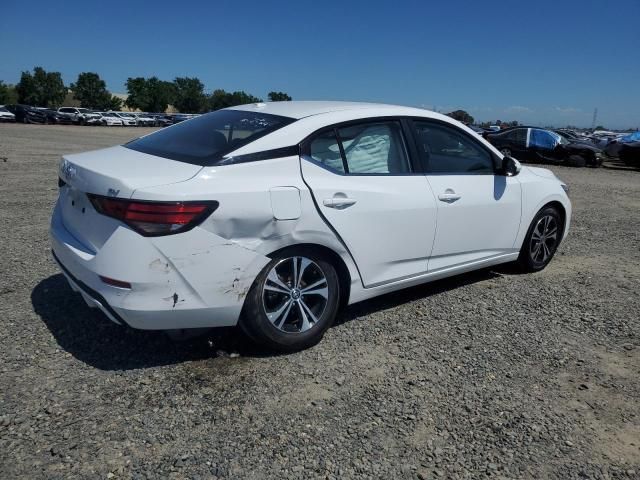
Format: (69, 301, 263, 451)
(552, 131, 570, 145)
(125, 109, 295, 166)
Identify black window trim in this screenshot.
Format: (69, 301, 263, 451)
(300, 116, 423, 177)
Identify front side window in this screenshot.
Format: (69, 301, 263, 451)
(530, 129, 558, 150)
(125, 110, 295, 165)
(414, 121, 495, 174)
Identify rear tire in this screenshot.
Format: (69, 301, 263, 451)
(500, 147, 512, 157)
(239, 249, 340, 352)
(517, 206, 563, 272)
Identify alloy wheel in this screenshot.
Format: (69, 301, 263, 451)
(529, 214, 559, 264)
(501, 148, 512, 157)
(261, 256, 329, 333)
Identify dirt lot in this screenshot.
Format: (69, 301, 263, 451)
(0, 123, 639, 479)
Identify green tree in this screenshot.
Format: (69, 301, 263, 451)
(105, 95, 123, 111)
(0, 81, 19, 104)
(16, 67, 66, 107)
(446, 109, 474, 125)
(125, 76, 176, 112)
(268, 91, 292, 102)
(173, 77, 206, 113)
(594, 125, 606, 131)
(207, 89, 262, 111)
(71, 72, 121, 110)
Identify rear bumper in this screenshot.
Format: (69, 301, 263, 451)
(50, 200, 270, 330)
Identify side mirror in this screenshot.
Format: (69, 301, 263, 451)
(501, 156, 522, 176)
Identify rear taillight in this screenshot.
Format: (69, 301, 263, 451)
(87, 194, 218, 236)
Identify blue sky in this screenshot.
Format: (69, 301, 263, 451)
(2, 0, 638, 128)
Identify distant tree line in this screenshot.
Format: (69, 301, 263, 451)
(0, 66, 292, 113)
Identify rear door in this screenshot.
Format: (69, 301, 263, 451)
(411, 120, 522, 271)
(300, 119, 438, 287)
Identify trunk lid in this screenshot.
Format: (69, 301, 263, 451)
(58, 145, 202, 251)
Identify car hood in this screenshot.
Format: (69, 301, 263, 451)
(567, 142, 601, 153)
(525, 166, 558, 180)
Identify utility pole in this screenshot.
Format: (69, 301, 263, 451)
(591, 108, 598, 129)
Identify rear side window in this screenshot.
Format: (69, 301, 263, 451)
(125, 110, 295, 166)
(305, 120, 410, 175)
(309, 130, 346, 173)
(414, 121, 495, 174)
(338, 122, 410, 174)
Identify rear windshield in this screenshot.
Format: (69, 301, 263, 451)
(125, 109, 295, 165)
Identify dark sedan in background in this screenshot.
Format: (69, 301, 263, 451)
(4, 104, 47, 124)
(604, 132, 640, 167)
(39, 108, 73, 125)
(485, 126, 603, 167)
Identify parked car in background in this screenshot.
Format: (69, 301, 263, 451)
(604, 132, 640, 167)
(151, 114, 173, 127)
(5, 104, 46, 124)
(95, 112, 124, 126)
(589, 130, 622, 149)
(57, 107, 102, 125)
(485, 126, 603, 167)
(170, 113, 199, 124)
(134, 113, 156, 126)
(554, 129, 588, 143)
(468, 125, 486, 135)
(553, 129, 595, 147)
(51, 101, 571, 351)
(38, 108, 73, 125)
(110, 112, 138, 126)
(0, 105, 16, 122)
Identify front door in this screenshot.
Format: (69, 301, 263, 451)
(412, 120, 522, 271)
(301, 120, 438, 287)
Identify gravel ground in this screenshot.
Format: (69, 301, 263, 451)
(1, 123, 639, 479)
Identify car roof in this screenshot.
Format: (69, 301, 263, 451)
(226, 100, 444, 120)
(216, 100, 505, 159)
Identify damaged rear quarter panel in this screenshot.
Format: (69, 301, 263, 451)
(151, 228, 270, 309)
(132, 156, 362, 305)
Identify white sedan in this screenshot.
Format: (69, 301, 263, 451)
(96, 112, 124, 126)
(0, 105, 16, 122)
(51, 102, 571, 351)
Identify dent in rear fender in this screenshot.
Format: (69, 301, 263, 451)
(151, 227, 270, 307)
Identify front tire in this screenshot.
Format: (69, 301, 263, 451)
(239, 250, 340, 352)
(566, 155, 587, 168)
(517, 206, 563, 272)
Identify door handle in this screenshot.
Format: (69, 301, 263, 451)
(323, 197, 357, 209)
(438, 190, 461, 203)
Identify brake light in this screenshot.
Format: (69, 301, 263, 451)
(87, 194, 218, 236)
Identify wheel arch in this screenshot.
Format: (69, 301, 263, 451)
(267, 243, 352, 309)
(544, 200, 567, 227)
